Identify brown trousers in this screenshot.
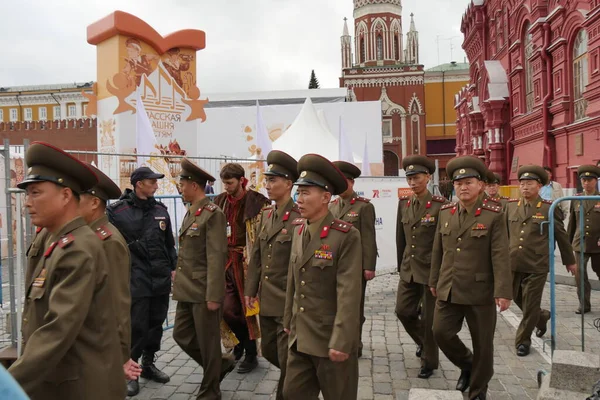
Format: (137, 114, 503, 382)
(283, 344, 358, 400)
(259, 315, 287, 400)
(513, 272, 549, 347)
(173, 302, 229, 400)
(395, 279, 439, 369)
(359, 277, 367, 352)
(433, 299, 496, 400)
(574, 252, 600, 311)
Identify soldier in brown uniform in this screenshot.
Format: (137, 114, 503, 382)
(283, 154, 362, 400)
(329, 161, 377, 357)
(430, 156, 512, 400)
(506, 165, 576, 356)
(79, 163, 141, 381)
(567, 165, 600, 314)
(172, 159, 235, 399)
(395, 155, 447, 379)
(484, 171, 509, 209)
(245, 150, 300, 400)
(9, 142, 125, 400)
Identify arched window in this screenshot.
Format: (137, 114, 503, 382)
(394, 35, 399, 61)
(524, 24, 534, 112)
(573, 29, 589, 121)
(376, 35, 383, 60)
(360, 37, 366, 63)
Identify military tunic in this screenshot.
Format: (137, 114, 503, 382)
(283, 213, 362, 400)
(172, 197, 229, 400)
(245, 198, 300, 399)
(395, 191, 447, 370)
(329, 191, 376, 353)
(430, 200, 511, 400)
(567, 192, 600, 311)
(506, 196, 575, 347)
(9, 217, 125, 400)
(90, 215, 132, 364)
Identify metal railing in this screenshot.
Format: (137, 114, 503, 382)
(547, 195, 600, 356)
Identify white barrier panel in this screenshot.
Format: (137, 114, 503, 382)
(352, 177, 411, 272)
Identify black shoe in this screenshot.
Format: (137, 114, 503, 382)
(233, 344, 244, 361)
(418, 367, 434, 379)
(516, 344, 530, 357)
(535, 326, 547, 338)
(576, 308, 591, 315)
(141, 353, 170, 383)
(220, 356, 236, 382)
(127, 379, 139, 397)
(473, 394, 487, 400)
(357, 347, 363, 358)
(237, 355, 258, 374)
(456, 369, 471, 392)
(415, 344, 422, 358)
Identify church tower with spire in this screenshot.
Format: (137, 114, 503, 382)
(340, 0, 425, 176)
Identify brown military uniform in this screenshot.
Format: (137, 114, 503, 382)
(567, 191, 600, 312)
(483, 193, 509, 210)
(329, 191, 376, 353)
(90, 215, 132, 364)
(507, 196, 575, 347)
(396, 191, 447, 370)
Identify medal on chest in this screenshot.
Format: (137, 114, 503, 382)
(421, 214, 435, 223)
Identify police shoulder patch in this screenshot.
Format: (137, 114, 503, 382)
(204, 203, 218, 212)
(441, 202, 456, 210)
(95, 226, 112, 241)
(292, 217, 305, 225)
(331, 219, 352, 233)
(356, 197, 370, 203)
(482, 204, 501, 213)
(432, 195, 446, 203)
(108, 199, 124, 209)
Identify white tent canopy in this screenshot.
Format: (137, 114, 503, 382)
(273, 98, 361, 162)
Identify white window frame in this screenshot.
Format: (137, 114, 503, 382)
(9, 108, 18, 122)
(68, 105, 76, 118)
(382, 119, 393, 137)
(24, 108, 32, 121)
(53, 106, 61, 120)
(0, 109, 3, 122)
(39, 107, 47, 120)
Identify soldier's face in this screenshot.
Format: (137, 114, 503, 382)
(25, 182, 72, 228)
(453, 178, 483, 205)
(407, 173, 429, 196)
(178, 179, 198, 202)
(581, 177, 597, 194)
(519, 179, 541, 199)
(340, 178, 355, 198)
(486, 183, 499, 196)
(78, 193, 100, 224)
(296, 186, 331, 221)
(265, 176, 291, 201)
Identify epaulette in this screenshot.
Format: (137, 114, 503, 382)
(508, 198, 519, 202)
(108, 199, 125, 209)
(330, 219, 352, 233)
(204, 203, 218, 212)
(399, 195, 410, 201)
(542, 199, 553, 205)
(441, 202, 456, 210)
(481, 204, 501, 213)
(501, 196, 510, 200)
(262, 205, 274, 211)
(35, 226, 42, 234)
(95, 226, 112, 241)
(330, 198, 339, 204)
(291, 204, 301, 214)
(292, 218, 304, 225)
(355, 197, 370, 203)
(432, 195, 446, 203)
(58, 233, 75, 249)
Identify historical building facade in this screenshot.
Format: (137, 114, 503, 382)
(456, 0, 600, 187)
(340, 0, 426, 176)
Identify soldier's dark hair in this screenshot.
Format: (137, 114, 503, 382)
(220, 163, 245, 180)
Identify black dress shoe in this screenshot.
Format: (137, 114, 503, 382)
(516, 344, 530, 357)
(127, 379, 139, 397)
(415, 344, 422, 358)
(237, 355, 258, 373)
(456, 369, 471, 392)
(473, 394, 487, 400)
(418, 367, 434, 379)
(576, 308, 591, 315)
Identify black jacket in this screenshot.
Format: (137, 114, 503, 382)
(107, 189, 177, 298)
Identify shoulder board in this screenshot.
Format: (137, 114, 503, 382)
(292, 218, 304, 226)
(508, 198, 519, 202)
(35, 226, 42, 234)
(155, 201, 168, 210)
(58, 233, 75, 249)
(108, 199, 125, 209)
(432, 196, 446, 203)
(441, 203, 456, 210)
(291, 204, 301, 214)
(482, 204, 501, 213)
(399, 195, 409, 201)
(330, 198, 339, 204)
(95, 226, 112, 241)
(330, 219, 352, 233)
(262, 205, 274, 211)
(204, 203, 218, 212)
(355, 197, 370, 203)
(542, 199, 553, 205)
(501, 196, 510, 200)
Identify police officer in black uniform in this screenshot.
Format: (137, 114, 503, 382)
(108, 166, 177, 396)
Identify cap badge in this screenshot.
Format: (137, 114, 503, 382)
(585, 172, 591, 176)
(27, 167, 33, 174)
(459, 169, 466, 174)
(408, 165, 414, 170)
(57, 178, 64, 184)
(268, 164, 273, 171)
(524, 172, 530, 177)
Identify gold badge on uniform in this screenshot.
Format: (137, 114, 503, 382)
(300, 171, 307, 178)
(32, 268, 47, 288)
(190, 223, 198, 231)
(268, 164, 274, 171)
(472, 223, 487, 230)
(347, 211, 359, 218)
(532, 213, 545, 220)
(421, 214, 435, 223)
(408, 165, 414, 170)
(314, 250, 333, 260)
(159, 221, 167, 231)
(459, 169, 466, 174)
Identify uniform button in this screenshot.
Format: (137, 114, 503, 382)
(458, 238, 462, 242)
(521, 230, 525, 234)
(520, 238, 524, 241)
(178, 267, 182, 270)
(586, 226, 590, 229)
(456, 248, 461, 252)
(268, 255, 271, 259)
(269, 244, 272, 248)
(411, 255, 415, 258)
(412, 227, 416, 230)
(519, 245, 523, 249)
(301, 268, 306, 273)
(412, 236, 416, 239)
(300, 294, 305, 299)
(586, 219, 590, 222)
(265, 265, 269, 269)
(523, 222, 527, 226)
(300, 307, 305, 312)
(411, 245, 415, 248)
(265, 276, 269, 280)
(301, 281, 306, 286)
(23, 318, 27, 323)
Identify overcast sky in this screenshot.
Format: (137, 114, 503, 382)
(2, 0, 467, 93)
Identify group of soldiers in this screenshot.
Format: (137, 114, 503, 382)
(6, 140, 600, 400)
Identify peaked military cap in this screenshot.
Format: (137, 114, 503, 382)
(333, 161, 361, 180)
(577, 164, 600, 179)
(180, 158, 215, 185)
(446, 156, 486, 182)
(264, 150, 298, 181)
(402, 155, 435, 176)
(84, 163, 122, 201)
(485, 170, 501, 184)
(295, 154, 348, 195)
(518, 165, 548, 186)
(17, 142, 98, 193)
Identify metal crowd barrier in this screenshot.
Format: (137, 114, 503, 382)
(547, 195, 600, 356)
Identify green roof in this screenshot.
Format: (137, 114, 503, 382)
(426, 62, 469, 72)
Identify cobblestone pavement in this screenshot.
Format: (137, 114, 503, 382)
(129, 271, 600, 400)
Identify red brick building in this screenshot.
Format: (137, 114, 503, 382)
(456, 0, 600, 187)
